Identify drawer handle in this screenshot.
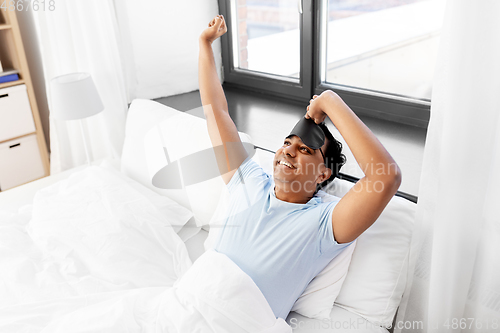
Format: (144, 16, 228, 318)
(9, 143, 21, 149)
(0, 94, 8, 99)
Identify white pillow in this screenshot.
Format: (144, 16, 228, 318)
(122, 100, 190, 217)
(325, 178, 416, 328)
(99, 159, 193, 233)
(122, 99, 256, 229)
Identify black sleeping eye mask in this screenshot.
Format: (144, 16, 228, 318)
(287, 117, 325, 149)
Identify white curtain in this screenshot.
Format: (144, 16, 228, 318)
(34, 0, 128, 174)
(395, 1, 500, 332)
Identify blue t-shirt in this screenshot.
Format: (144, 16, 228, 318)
(214, 158, 353, 319)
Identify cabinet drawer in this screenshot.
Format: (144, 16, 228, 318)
(0, 134, 45, 191)
(0, 84, 36, 142)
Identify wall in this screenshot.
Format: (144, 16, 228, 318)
(114, 0, 222, 102)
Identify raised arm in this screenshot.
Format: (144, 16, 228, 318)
(306, 91, 402, 244)
(199, 15, 247, 184)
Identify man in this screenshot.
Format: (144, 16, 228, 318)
(199, 15, 401, 319)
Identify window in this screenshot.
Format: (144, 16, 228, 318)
(219, 0, 446, 127)
(219, 0, 313, 100)
(232, 0, 301, 78)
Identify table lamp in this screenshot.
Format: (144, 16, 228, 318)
(50, 72, 104, 166)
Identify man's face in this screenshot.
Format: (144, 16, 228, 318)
(273, 135, 330, 194)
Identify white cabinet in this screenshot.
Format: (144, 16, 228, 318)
(0, 85, 44, 190)
(0, 135, 45, 191)
(0, 84, 36, 142)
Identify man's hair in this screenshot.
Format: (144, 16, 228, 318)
(316, 123, 346, 193)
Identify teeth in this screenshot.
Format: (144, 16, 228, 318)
(279, 160, 293, 168)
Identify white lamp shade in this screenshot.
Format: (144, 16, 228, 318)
(50, 73, 104, 120)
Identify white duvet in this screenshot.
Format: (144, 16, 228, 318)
(0, 167, 290, 332)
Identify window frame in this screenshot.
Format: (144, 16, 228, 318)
(219, 0, 431, 128)
(218, 0, 314, 101)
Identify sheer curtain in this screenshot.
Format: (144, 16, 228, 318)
(395, 1, 500, 332)
(34, 0, 128, 174)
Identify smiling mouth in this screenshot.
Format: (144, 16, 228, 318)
(277, 160, 295, 169)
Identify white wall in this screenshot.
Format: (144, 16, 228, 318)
(115, 0, 222, 102)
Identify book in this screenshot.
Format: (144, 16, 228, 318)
(0, 69, 19, 77)
(0, 73, 19, 84)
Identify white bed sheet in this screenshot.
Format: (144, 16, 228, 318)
(0, 164, 89, 213)
(0, 162, 387, 333)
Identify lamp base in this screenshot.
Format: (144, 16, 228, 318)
(79, 119, 91, 166)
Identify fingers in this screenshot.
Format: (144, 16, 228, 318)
(217, 15, 226, 33)
(209, 15, 223, 27)
(202, 15, 227, 43)
(309, 95, 318, 104)
(305, 114, 321, 124)
(306, 115, 321, 124)
(305, 106, 324, 124)
(209, 15, 227, 34)
(309, 95, 318, 103)
(217, 17, 224, 31)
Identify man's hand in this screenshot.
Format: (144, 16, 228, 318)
(200, 15, 227, 44)
(305, 90, 339, 124)
(307, 91, 401, 244)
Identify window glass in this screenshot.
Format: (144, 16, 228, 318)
(324, 0, 446, 100)
(232, 0, 301, 78)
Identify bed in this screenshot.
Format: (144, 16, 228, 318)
(0, 99, 417, 332)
